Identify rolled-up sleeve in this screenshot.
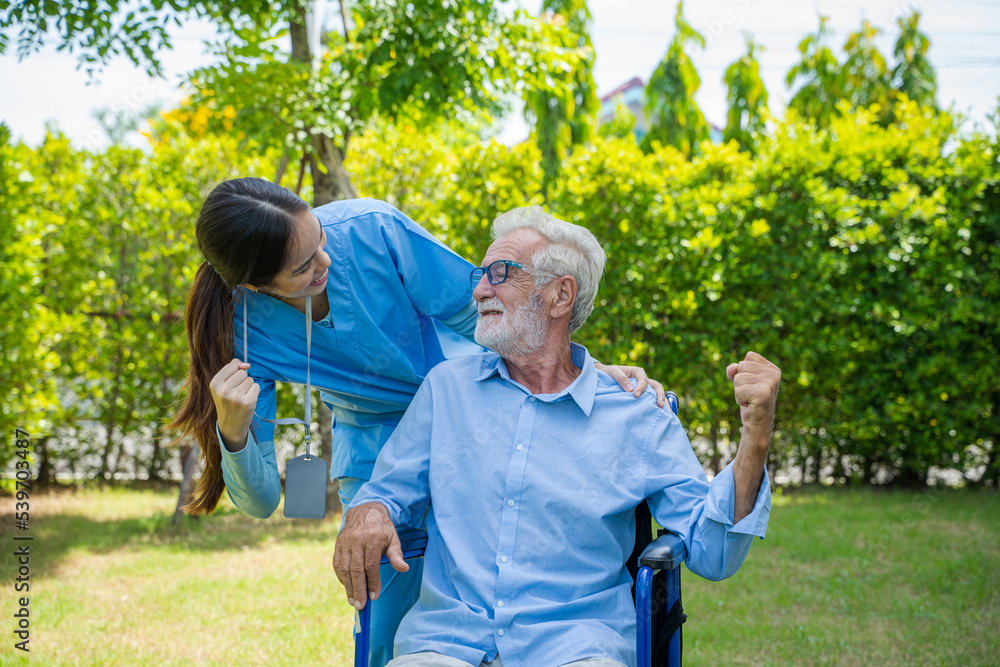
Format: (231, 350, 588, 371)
(644, 409, 771, 582)
(699, 461, 771, 538)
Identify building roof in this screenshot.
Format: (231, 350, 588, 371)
(599, 76, 644, 103)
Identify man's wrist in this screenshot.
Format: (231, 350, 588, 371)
(348, 501, 391, 524)
(736, 423, 772, 467)
(742, 412, 775, 439)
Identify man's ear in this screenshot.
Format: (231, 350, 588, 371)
(549, 275, 577, 321)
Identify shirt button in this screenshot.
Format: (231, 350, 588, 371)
(498, 629, 505, 636)
(501, 556, 508, 563)
(529, 396, 536, 402)
(516, 444, 524, 451)
(497, 600, 504, 607)
(507, 499, 514, 507)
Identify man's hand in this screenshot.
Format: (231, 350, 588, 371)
(332, 502, 409, 611)
(726, 351, 781, 434)
(727, 352, 781, 523)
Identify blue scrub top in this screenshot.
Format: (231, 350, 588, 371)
(234, 198, 483, 481)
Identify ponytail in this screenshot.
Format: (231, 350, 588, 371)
(170, 261, 237, 514)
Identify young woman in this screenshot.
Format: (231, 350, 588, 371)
(170, 177, 664, 666)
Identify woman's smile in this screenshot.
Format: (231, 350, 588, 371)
(309, 268, 329, 287)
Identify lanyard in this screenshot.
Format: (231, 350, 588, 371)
(243, 290, 313, 455)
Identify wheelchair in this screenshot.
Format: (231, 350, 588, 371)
(355, 392, 687, 667)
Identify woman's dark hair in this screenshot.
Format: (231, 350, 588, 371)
(170, 177, 311, 514)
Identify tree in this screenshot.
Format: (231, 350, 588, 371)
(0, 0, 219, 77)
(597, 97, 636, 141)
(185, 1, 578, 205)
(841, 20, 891, 112)
(1, 1, 578, 204)
(785, 15, 842, 128)
(722, 33, 769, 154)
(890, 12, 937, 110)
(642, 1, 708, 158)
(523, 0, 599, 198)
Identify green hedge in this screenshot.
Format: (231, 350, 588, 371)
(2, 99, 997, 487)
(350, 102, 1000, 487)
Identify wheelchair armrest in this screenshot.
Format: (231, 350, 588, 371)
(639, 530, 687, 570)
(380, 527, 427, 564)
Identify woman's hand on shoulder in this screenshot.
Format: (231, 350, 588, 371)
(593, 362, 666, 408)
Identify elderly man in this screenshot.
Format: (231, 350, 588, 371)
(333, 206, 781, 667)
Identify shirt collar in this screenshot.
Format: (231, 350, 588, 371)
(473, 342, 597, 416)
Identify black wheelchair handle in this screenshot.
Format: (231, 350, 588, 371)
(639, 531, 687, 570)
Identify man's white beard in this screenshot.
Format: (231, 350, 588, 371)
(475, 293, 548, 358)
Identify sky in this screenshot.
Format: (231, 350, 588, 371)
(1, 0, 998, 151)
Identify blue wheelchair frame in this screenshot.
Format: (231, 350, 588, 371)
(355, 392, 687, 667)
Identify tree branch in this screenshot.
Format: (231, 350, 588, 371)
(295, 154, 308, 195)
(275, 149, 292, 185)
(63, 309, 182, 322)
(338, 0, 351, 43)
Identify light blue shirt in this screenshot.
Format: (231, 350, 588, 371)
(351, 343, 771, 667)
(218, 198, 483, 518)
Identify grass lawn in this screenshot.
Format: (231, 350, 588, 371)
(681, 487, 999, 666)
(0, 484, 997, 666)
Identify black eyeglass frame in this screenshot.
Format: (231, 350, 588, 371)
(469, 260, 529, 286)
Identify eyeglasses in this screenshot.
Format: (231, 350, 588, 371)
(470, 260, 528, 286)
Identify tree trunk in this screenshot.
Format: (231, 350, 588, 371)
(101, 211, 129, 482)
(306, 153, 341, 487)
(274, 150, 292, 186)
(289, 2, 357, 203)
(309, 140, 357, 202)
(980, 440, 999, 489)
(149, 330, 174, 481)
(318, 403, 332, 464)
(159, 230, 179, 484)
(100, 411, 117, 481)
(982, 390, 1000, 489)
(99, 332, 123, 481)
(108, 414, 132, 482)
(35, 436, 55, 488)
(894, 464, 927, 489)
(833, 454, 846, 484)
(318, 404, 340, 511)
(800, 441, 808, 485)
(810, 444, 823, 484)
(289, 10, 310, 63)
(149, 431, 162, 481)
(173, 442, 201, 525)
(290, 2, 348, 502)
(863, 453, 875, 485)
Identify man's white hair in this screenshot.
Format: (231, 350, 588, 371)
(491, 206, 606, 334)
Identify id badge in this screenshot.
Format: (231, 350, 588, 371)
(283, 454, 329, 519)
